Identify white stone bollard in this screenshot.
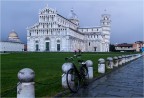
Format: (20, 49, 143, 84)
(129, 55, 132, 61)
(118, 56, 122, 65)
(129, 55, 131, 61)
(132, 55, 135, 59)
(85, 60, 93, 79)
(137, 54, 141, 58)
(113, 56, 118, 67)
(134, 54, 137, 59)
(17, 68, 35, 98)
(136, 54, 138, 58)
(62, 63, 73, 88)
(98, 58, 105, 73)
(139, 54, 142, 57)
(106, 57, 113, 69)
(135, 54, 138, 59)
(133, 55, 135, 59)
(62, 73, 74, 88)
(128, 55, 131, 62)
(125, 55, 128, 63)
(131, 55, 133, 60)
(122, 55, 126, 64)
(124, 55, 127, 63)
(132, 55, 135, 60)
(127, 55, 129, 62)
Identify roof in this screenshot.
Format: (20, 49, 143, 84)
(135, 41, 144, 44)
(57, 14, 77, 26)
(79, 26, 101, 29)
(69, 28, 84, 35)
(115, 43, 133, 47)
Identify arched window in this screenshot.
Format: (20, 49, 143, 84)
(36, 44, 39, 51)
(57, 40, 60, 51)
(47, 30, 48, 34)
(45, 37, 50, 51)
(89, 42, 90, 46)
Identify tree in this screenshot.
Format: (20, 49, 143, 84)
(109, 44, 116, 52)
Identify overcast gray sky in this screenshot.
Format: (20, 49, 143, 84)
(1, 0, 143, 44)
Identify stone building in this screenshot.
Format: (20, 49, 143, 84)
(0, 30, 24, 52)
(27, 5, 111, 52)
(133, 41, 144, 52)
(115, 43, 134, 52)
(115, 41, 144, 52)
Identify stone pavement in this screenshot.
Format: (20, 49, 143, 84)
(72, 57, 144, 97)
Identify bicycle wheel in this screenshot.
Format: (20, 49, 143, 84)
(80, 66, 88, 77)
(66, 68, 80, 93)
(80, 66, 89, 86)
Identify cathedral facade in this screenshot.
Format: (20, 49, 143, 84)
(27, 5, 111, 52)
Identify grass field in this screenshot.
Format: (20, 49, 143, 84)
(1, 52, 137, 97)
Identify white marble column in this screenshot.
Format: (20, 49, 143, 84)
(51, 37, 56, 51)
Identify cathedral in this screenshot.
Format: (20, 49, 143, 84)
(27, 5, 111, 52)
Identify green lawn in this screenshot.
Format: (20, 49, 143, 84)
(1, 52, 137, 97)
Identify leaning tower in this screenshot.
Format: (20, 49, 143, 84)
(101, 13, 111, 52)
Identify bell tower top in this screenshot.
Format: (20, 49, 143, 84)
(100, 9, 111, 27)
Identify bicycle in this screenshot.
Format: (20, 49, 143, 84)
(65, 53, 89, 93)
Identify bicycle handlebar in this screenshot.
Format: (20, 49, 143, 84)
(65, 57, 74, 62)
(65, 51, 83, 63)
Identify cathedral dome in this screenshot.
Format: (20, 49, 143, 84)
(68, 8, 78, 20)
(9, 31, 18, 38)
(8, 30, 21, 42)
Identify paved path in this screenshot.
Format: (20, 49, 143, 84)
(72, 57, 144, 97)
